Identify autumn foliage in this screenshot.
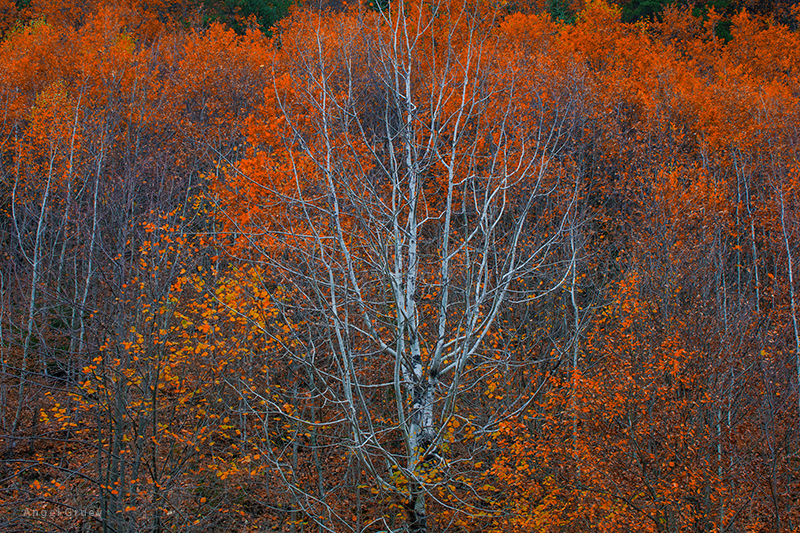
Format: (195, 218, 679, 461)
(1, 0, 799, 531)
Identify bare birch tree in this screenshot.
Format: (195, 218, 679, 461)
(216, 3, 586, 531)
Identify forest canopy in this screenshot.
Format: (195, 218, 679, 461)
(1, 0, 799, 532)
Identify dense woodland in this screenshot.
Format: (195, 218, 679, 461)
(1, 0, 799, 531)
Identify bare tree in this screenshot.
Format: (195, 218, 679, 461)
(216, 3, 586, 531)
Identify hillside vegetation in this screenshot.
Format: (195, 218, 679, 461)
(1, 0, 799, 531)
